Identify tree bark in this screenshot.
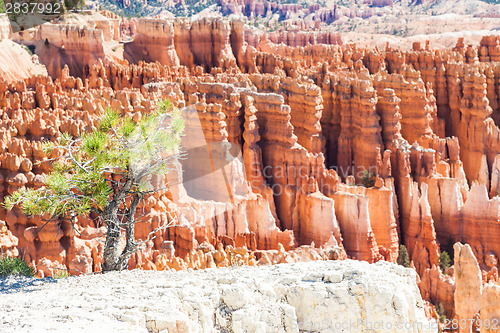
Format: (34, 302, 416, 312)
(116, 194, 141, 271)
(102, 210, 122, 272)
(102, 174, 134, 272)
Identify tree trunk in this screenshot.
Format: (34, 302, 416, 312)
(116, 194, 141, 271)
(102, 212, 122, 272)
(102, 175, 134, 272)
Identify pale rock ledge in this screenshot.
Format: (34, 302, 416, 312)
(0, 260, 436, 333)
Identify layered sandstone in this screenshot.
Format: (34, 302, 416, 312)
(124, 19, 179, 66)
(0, 220, 18, 257)
(454, 243, 483, 333)
(481, 283, 500, 333)
(37, 24, 107, 77)
(1, 15, 500, 323)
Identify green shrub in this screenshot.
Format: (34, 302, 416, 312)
(397, 244, 410, 268)
(360, 171, 376, 188)
(22, 45, 33, 55)
(435, 302, 447, 323)
(53, 270, 70, 279)
(0, 256, 36, 277)
(438, 251, 451, 274)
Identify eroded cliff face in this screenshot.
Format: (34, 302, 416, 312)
(1, 16, 500, 323)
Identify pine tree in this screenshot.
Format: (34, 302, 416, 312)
(438, 251, 451, 274)
(3, 100, 184, 272)
(397, 244, 410, 268)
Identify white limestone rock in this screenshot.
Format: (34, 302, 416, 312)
(0, 260, 437, 332)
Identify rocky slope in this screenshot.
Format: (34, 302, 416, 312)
(0, 260, 436, 333)
(0, 16, 47, 81)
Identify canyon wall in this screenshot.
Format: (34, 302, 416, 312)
(0, 17, 500, 322)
